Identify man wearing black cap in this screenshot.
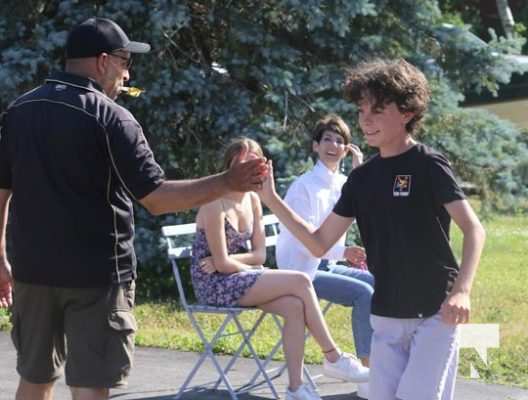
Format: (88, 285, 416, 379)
(0, 17, 267, 400)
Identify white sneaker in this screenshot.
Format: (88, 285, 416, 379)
(323, 352, 369, 383)
(357, 381, 369, 399)
(285, 383, 322, 400)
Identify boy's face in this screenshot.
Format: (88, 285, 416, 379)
(357, 98, 414, 150)
(312, 130, 347, 170)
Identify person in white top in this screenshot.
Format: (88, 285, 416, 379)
(276, 114, 374, 399)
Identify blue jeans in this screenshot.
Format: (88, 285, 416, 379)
(312, 263, 374, 358)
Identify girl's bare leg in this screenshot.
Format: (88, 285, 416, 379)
(259, 295, 305, 391)
(239, 270, 340, 362)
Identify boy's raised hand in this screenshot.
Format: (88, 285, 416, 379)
(257, 160, 276, 204)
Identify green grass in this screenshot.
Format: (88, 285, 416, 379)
(0, 308, 10, 330)
(452, 214, 528, 387)
(133, 213, 528, 388)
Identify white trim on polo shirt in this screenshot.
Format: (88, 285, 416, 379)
(45, 78, 104, 97)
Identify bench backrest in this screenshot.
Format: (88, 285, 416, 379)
(161, 214, 280, 308)
(162, 213, 279, 259)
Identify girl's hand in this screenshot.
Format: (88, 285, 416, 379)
(344, 245, 366, 265)
(347, 144, 364, 168)
(199, 256, 217, 274)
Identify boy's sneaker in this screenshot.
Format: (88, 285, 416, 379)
(285, 383, 322, 400)
(357, 381, 369, 399)
(323, 352, 369, 383)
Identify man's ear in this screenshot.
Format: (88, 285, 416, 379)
(95, 53, 108, 75)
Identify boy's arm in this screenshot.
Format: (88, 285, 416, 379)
(259, 162, 352, 257)
(440, 199, 486, 325)
(282, 183, 346, 260)
(281, 183, 322, 259)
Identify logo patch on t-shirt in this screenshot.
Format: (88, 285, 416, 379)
(393, 175, 411, 197)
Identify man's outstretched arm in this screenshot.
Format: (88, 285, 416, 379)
(140, 151, 268, 215)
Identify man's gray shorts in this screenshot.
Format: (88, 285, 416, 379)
(11, 281, 137, 388)
(369, 313, 459, 400)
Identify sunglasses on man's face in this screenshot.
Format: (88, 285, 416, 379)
(108, 53, 133, 69)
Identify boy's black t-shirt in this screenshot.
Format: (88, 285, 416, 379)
(333, 143, 465, 318)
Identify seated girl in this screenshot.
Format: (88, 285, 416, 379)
(191, 137, 369, 400)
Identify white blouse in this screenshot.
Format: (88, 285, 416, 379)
(276, 161, 347, 279)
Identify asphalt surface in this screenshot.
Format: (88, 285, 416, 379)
(1, 331, 528, 399)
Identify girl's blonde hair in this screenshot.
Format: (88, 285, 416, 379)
(222, 137, 263, 170)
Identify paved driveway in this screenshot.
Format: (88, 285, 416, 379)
(1, 332, 527, 399)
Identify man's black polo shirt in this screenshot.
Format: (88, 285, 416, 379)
(0, 72, 165, 287)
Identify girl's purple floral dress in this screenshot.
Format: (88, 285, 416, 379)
(191, 219, 264, 306)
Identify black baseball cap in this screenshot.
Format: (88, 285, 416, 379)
(66, 17, 151, 59)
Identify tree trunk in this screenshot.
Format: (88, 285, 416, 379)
(496, 0, 515, 38)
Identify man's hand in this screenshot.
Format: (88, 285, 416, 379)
(0, 258, 13, 308)
(440, 290, 470, 325)
(344, 246, 367, 268)
(224, 144, 269, 193)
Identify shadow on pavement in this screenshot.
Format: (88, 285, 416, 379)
(110, 388, 361, 399)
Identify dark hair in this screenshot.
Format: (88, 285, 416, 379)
(222, 137, 263, 171)
(312, 114, 351, 145)
(343, 59, 431, 133)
